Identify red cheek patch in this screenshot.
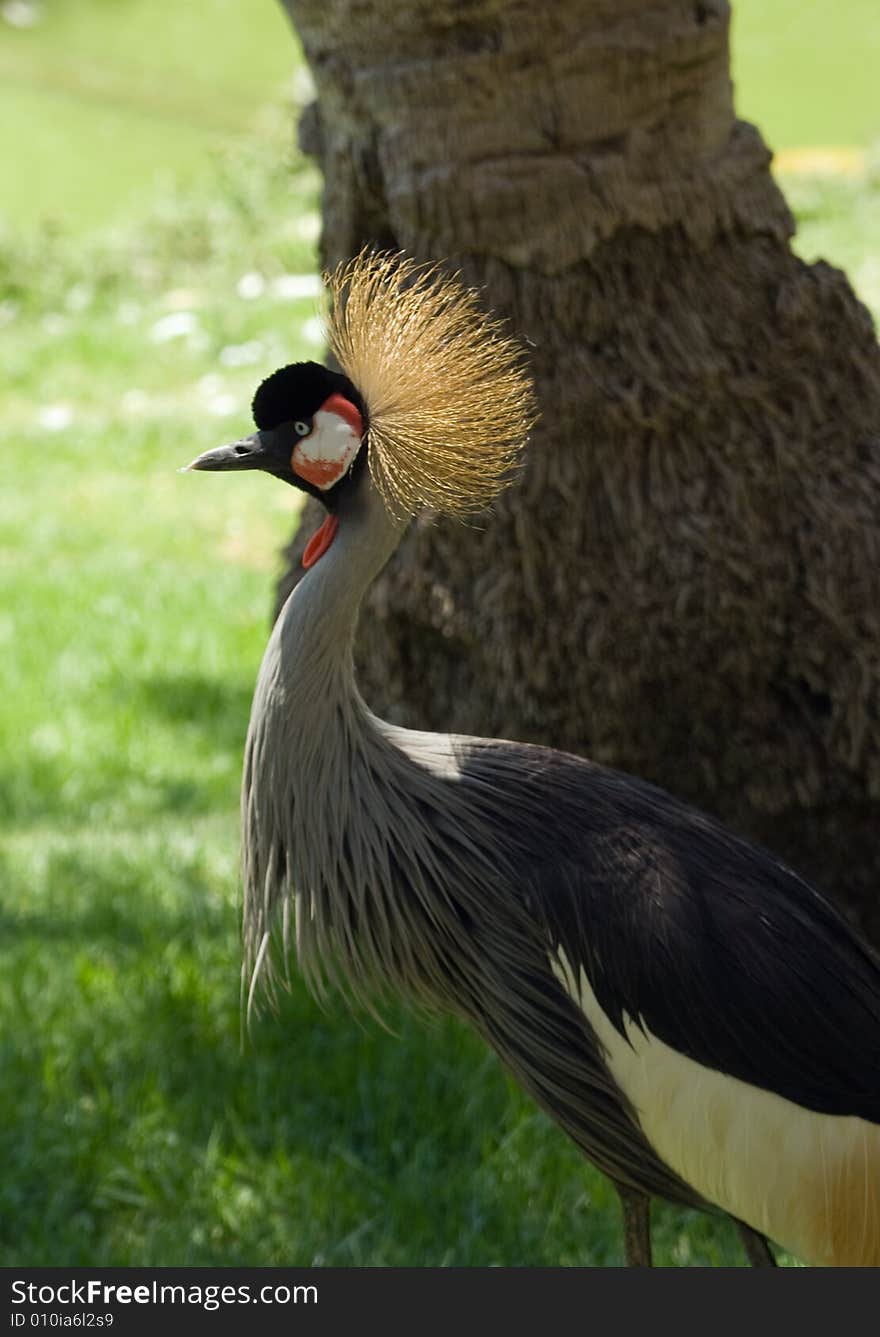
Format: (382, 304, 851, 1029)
(320, 393, 363, 438)
(291, 450, 348, 488)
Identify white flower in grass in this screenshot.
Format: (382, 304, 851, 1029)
(121, 389, 150, 418)
(163, 287, 201, 311)
(150, 311, 200, 343)
(42, 313, 67, 336)
(1, 0, 41, 28)
(236, 272, 266, 300)
(293, 213, 321, 242)
(219, 341, 264, 367)
(291, 65, 316, 103)
(301, 315, 324, 345)
(198, 374, 225, 399)
(65, 283, 92, 313)
(195, 374, 238, 417)
(206, 394, 240, 418)
(38, 403, 74, 432)
(270, 273, 322, 301)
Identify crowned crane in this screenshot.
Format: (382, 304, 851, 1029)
(187, 250, 880, 1268)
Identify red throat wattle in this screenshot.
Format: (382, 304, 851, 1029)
(302, 514, 340, 569)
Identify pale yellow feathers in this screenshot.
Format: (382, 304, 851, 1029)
(325, 250, 537, 520)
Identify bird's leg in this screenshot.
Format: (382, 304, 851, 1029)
(735, 1220, 777, 1267)
(616, 1184, 652, 1266)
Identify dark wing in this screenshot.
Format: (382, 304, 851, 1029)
(460, 740, 880, 1123)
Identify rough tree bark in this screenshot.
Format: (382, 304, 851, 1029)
(275, 0, 880, 942)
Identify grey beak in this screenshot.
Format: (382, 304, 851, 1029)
(182, 431, 271, 472)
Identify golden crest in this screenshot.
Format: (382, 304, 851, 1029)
(325, 249, 538, 520)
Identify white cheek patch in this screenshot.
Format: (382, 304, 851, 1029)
(292, 410, 361, 491)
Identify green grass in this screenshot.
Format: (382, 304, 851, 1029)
(1, 0, 878, 1272)
(0, 0, 300, 233)
(781, 166, 880, 321)
(733, 0, 880, 148)
(1, 0, 878, 236)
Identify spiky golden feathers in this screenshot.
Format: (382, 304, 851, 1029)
(325, 250, 538, 520)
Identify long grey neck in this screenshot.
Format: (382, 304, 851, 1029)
(258, 472, 407, 747)
(241, 472, 410, 999)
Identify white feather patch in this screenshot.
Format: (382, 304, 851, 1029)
(553, 951, 880, 1266)
(292, 409, 361, 491)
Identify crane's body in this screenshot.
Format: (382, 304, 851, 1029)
(189, 251, 880, 1267)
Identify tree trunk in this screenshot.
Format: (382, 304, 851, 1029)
(276, 0, 880, 943)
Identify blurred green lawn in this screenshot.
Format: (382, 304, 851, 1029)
(0, 0, 877, 1267)
(1, 0, 879, 234)
(0, 0, 298, 233)
(733, 0, 880, 149)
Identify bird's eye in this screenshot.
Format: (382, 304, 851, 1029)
(293, 421, 311, 438)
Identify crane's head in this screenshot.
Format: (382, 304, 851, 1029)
(186, 360, 368, 504)
(185, 250, 537, 563)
